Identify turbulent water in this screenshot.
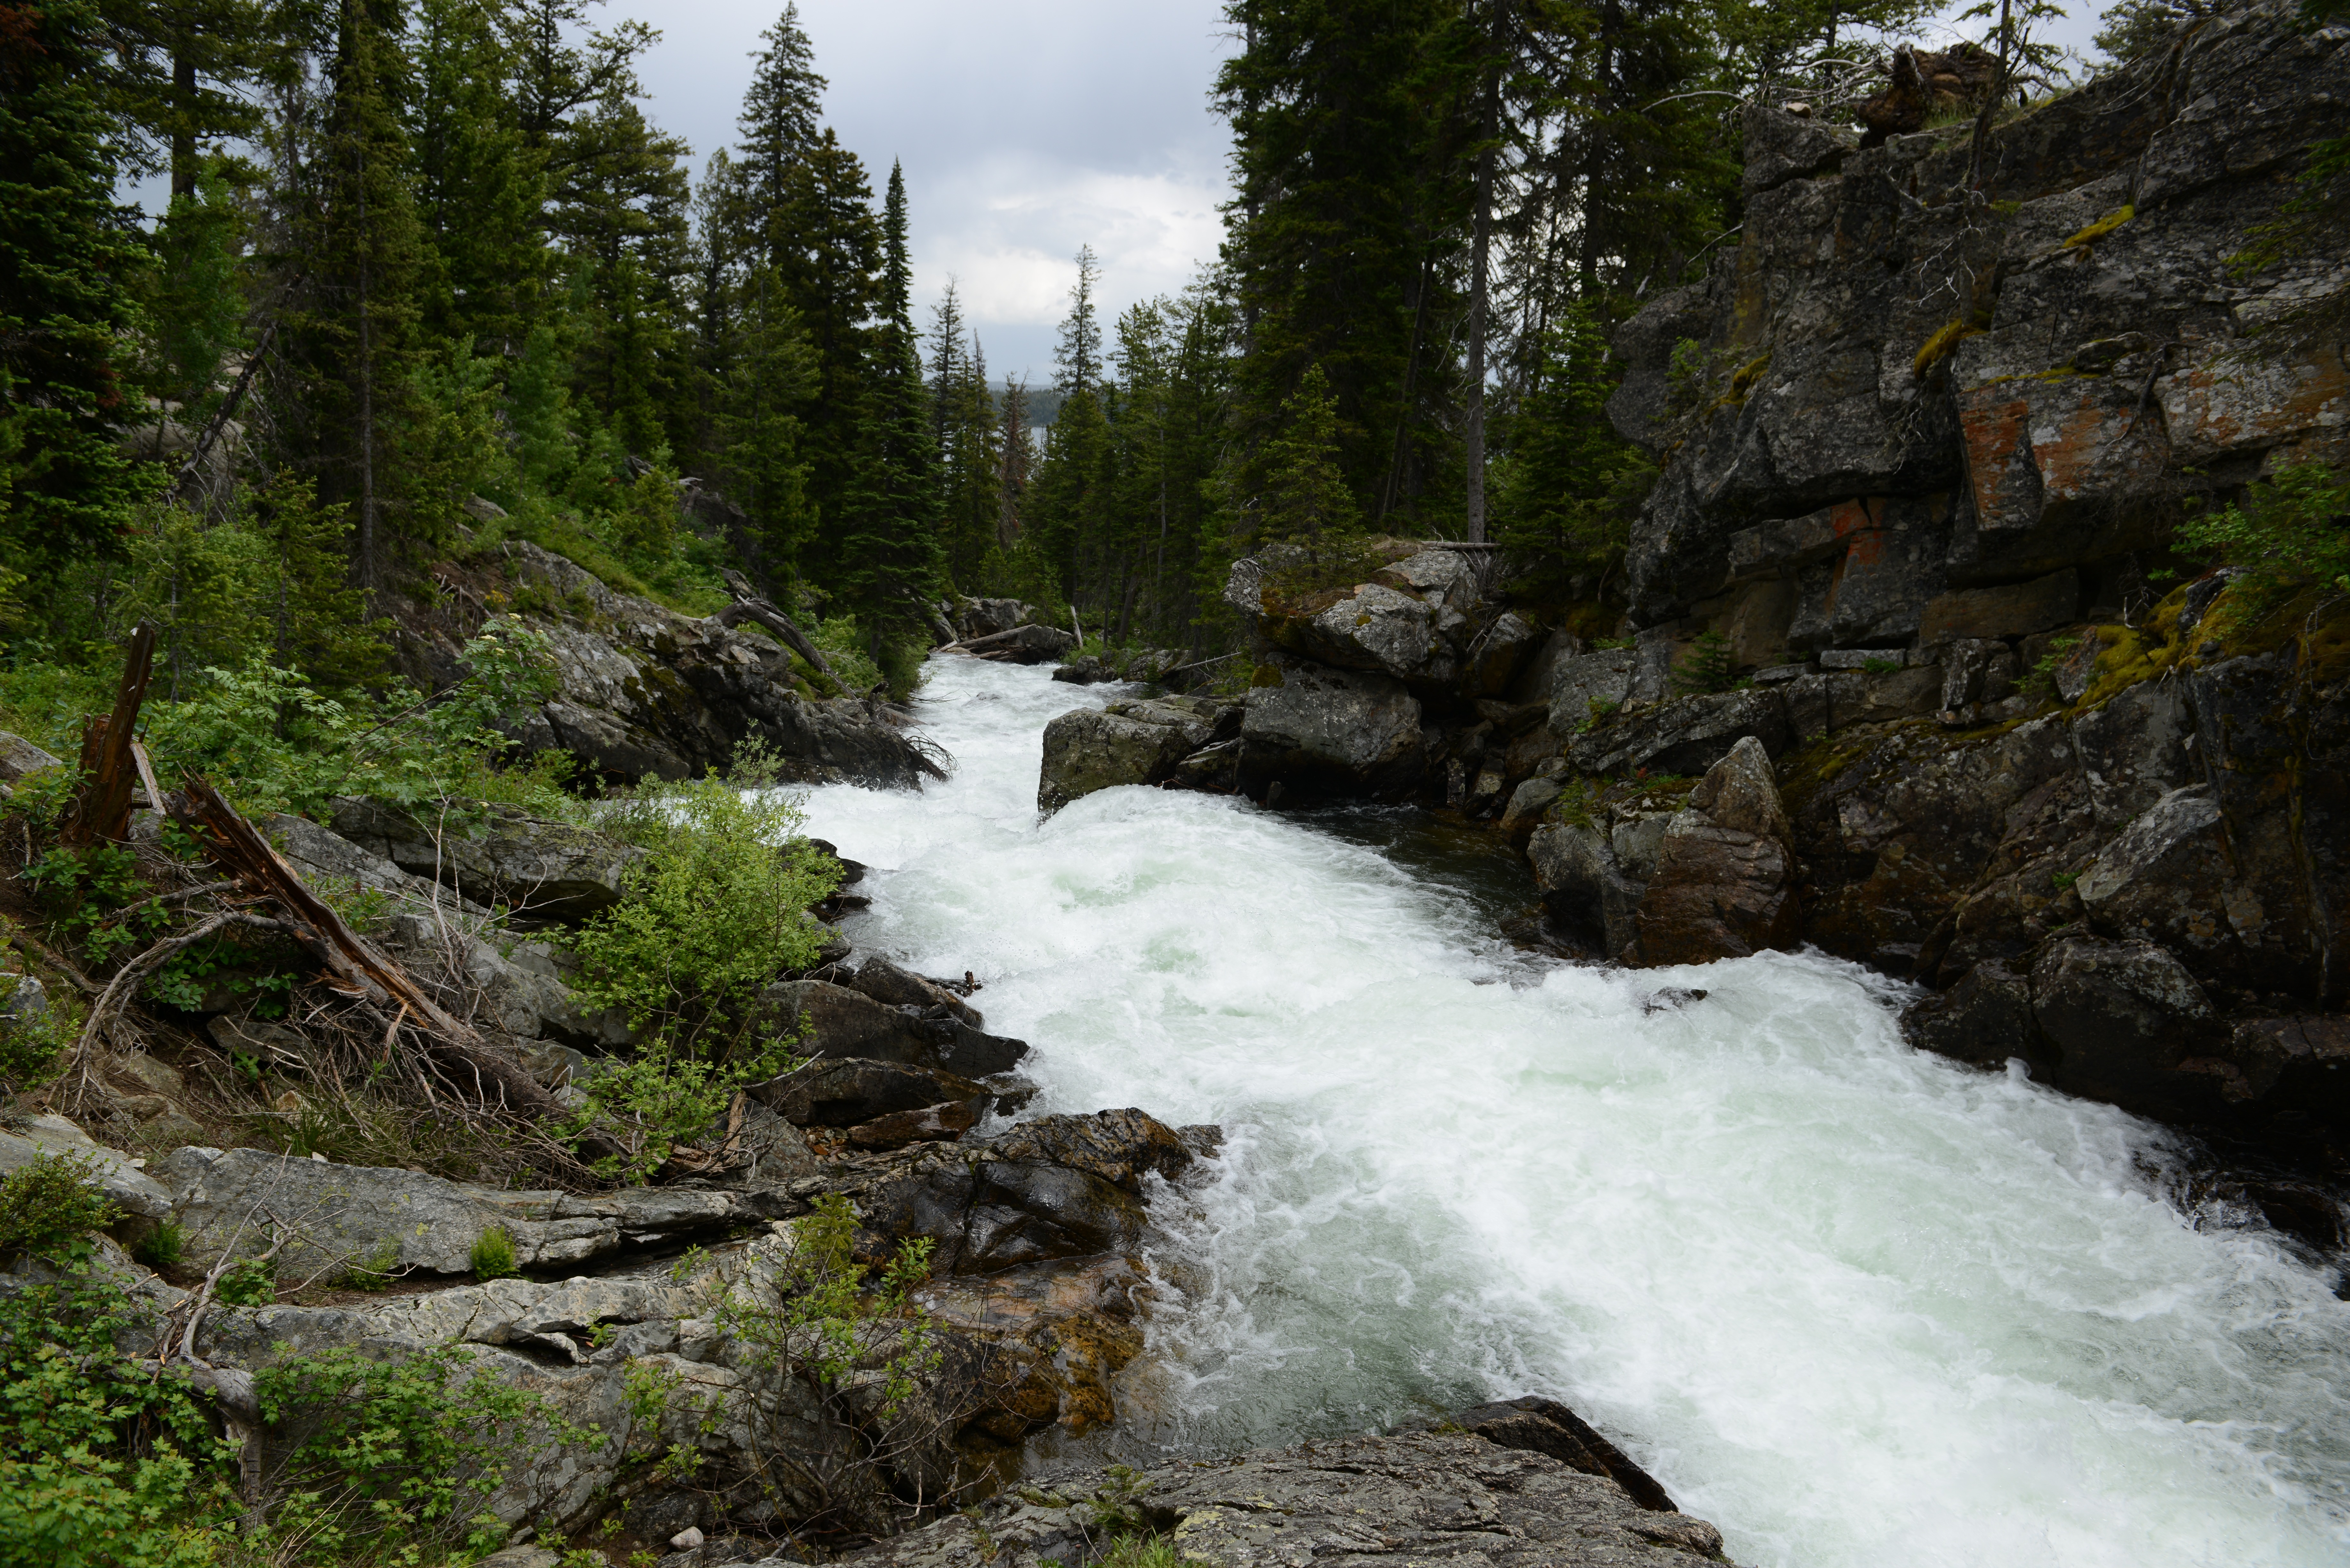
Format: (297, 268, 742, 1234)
(795, 655, 2350, 1568)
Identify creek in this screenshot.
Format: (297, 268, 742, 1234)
(795, 655, 2350, 1568)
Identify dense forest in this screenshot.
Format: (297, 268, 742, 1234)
(1, 0, 2196, 709)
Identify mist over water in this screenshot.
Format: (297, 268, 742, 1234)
(796, 655, 2350, 1568)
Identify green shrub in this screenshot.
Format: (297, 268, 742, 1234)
(717, 1193, 938, 1418)
(2178, 463, 2350, 598)
(0, 1154, 120, 1260)
(0, 981, 72, 1096)
(215, 1255, 274, 1306)
(560, 1035, 800, 1185)
(343, 1238, 401, 1290)
(0, 1267, 239, 1567)
(134, 1222, 184, 1271)
(575, 760, 840, 1049)
(469, 1225, 519, 1281)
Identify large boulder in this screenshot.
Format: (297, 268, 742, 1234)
(0, 731, 64, 788)
(837, 1108, 1196, 1276)
(2074, 785, 2261, 969)
(753, 1057, 991, 1128)
(754, 979, 1029, 1077)
(1901, 958, 2040, 1068)
(1627, 737, 1802, 966)
(391, 540, 941, 789)
(1238, 661, 1426, 801)
(1547, 648, 1639, 735)
(1527, 819, 1646, 956)
(2028, 935, 2226, 1117)
(329, 797, 643, 920)
(1036, 697, 1237, 812)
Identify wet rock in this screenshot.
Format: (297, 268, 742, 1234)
(950, 597, 1036, 641)
(753, 979, 1028, 1077)
(2074, 785, 2256, 967)
(2227, 1015, 2350, 1119)
(848, 1100, 981, 1151)
(1627, 737, 1801, 967)
(840, 1109, 1194, 1277)
(1528, 820, 1644, 956)
(1569, 688, 1790, 780)
(1499, 777, 1563, 845)
(1902, 958, 2039, 1067)
(844, 956, 984, 1029)
(824, 1425, 1728, 1568)
(157, 1146, 785, 1278)
(1433, 1395, 1680, 1513)
(1036, 697, 1234, 812)
(2068, 678, 2196, 831)
(1238, 661, 1426, 801)
(2028, 935, 2225, 1117)
(1466, 610, 1540, 696)
(754, 1058, 991, 1128)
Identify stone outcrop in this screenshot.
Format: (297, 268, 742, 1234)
(810, 1412, 1726, 1568)
(327, 795, 645, 920)
(1037, 696, 1241, 812)
(753, 979, 1030, 1078)
(1627, 738, 1801, 967)
(393, 539, 943, 789)
(1236, 658, 1428, 802)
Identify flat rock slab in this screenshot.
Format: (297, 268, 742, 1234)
(818, 1429, 1730, 1568)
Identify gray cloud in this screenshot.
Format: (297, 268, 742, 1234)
(614, 0, 1239, 383)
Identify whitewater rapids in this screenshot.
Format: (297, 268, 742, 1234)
(794, 654, 2350, 1568)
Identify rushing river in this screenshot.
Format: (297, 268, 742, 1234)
(795, 655, 2350, 1568)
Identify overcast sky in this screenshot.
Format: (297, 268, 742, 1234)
(608, 0, 1240, 387)
(607, 0, 2109, 387)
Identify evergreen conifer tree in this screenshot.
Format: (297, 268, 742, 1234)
(831, 162, 940, 675)
(411, 0, 547, 353)
(736, 2, 826, 262)
(1257, 365, 1357, 548)
(0, 0, 156, 594)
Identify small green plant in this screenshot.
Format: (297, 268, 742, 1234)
(470, 1224, 519, 1280)
(623, 1358, 686, 1426)
(216, 1255, 275, 1306)
(562, 1035, 800, 1185)
(1861, 657, 1902, 675)
(2032, 635, 2081, 695)
(0, 1152, 121, 1261)
(0, 981, 73, 1094)
(2051, 869, 2081, 890)
(717, 1193, 940, 1421)
(1670, 630, 1738, 696)
(669, 1242, 709, 1284)
(1580, 697, 1622, 734)
(1097, 1536, 1181, 1568)
(343, 1238, 402, 1290)
(136, 1221, 186, 1271)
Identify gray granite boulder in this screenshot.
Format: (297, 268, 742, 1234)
(1238, 661, 1426, 801)
(1036, 697, 1236, 813)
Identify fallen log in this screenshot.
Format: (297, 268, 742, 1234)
(169, 776, 580, 1130)
(717, 568, 841, 684)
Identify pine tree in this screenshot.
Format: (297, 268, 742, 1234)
(930, 284, 1002, 589)
(775, 130, 882, 563)
(1258, 365, 1358, 548)
(0, 0, 156, 596)
(831, 162, 940, 677)
(996, 376, 1033, 548)
(411, 0, 546, 353)
(276, 0, 427, 590)
(713, 263, 819, 587)
(736, 2, 826, 262)
(1054, 245, 1103, 396)
(1490, 304, 1650, 599)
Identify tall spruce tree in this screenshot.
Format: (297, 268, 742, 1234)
(776, 129, 882, 565)
(832, 161, 940, 672)
(736, 2, 826, 263)
(411, 0, 546, 353)
(0, 0, 155, 596)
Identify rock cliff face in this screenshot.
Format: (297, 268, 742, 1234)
(1193, 4, 2350, 1154)
(392, 539, 942, 789)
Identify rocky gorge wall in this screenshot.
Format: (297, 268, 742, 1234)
(1063, 4, 2350, 1184)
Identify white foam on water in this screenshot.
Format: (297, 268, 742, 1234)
(795, 655, 2350, 1568)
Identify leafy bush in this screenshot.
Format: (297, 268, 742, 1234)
(0, 979, 72, 1096)
(468, 1225, 519, 1281)
(560, 1035, 800, 1185)
(718, 1193, 938, 1418)
(2178, 463, 2350, 598)
(574, 760, 839, 1051)
(0, 1154, 119, 1261)
(215, 1255, 274, 1307)
(253, 1342, 578, 1564)
(0, 1267, 238, 1568)
(135, 1222, 184, 1271)
(139, 614, 568, 820)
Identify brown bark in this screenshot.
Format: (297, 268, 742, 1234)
(60, 624, 157, 848)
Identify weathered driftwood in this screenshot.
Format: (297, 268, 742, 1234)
(170, 776, 575, 1127)
(718, 567, 840, 683)
(59, 622, 156, 847)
